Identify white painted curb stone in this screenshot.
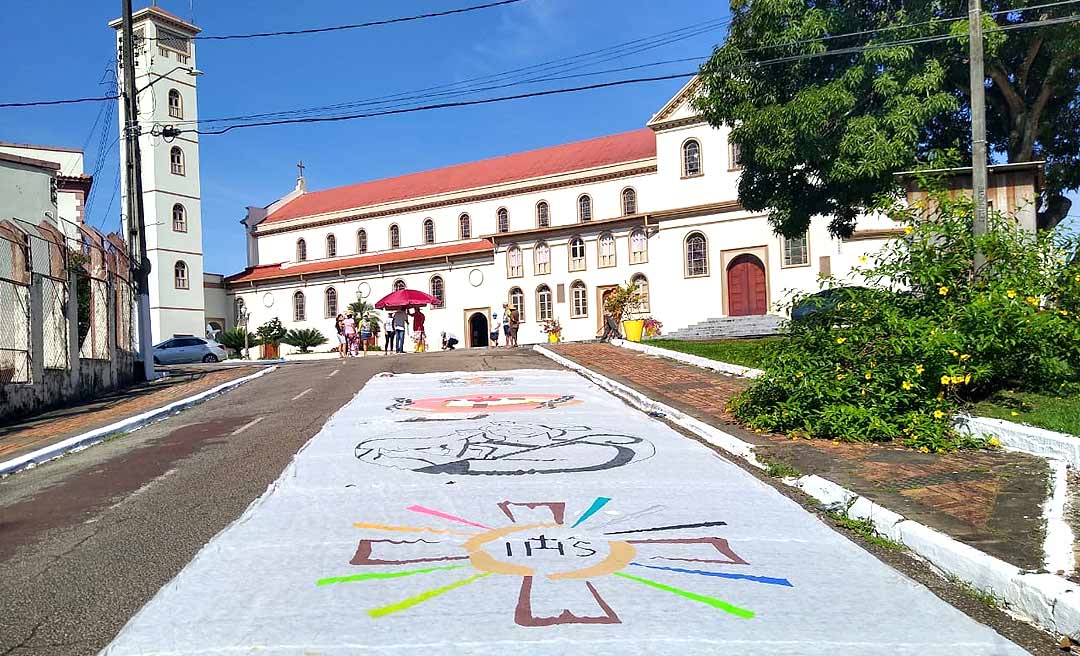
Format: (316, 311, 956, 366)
(959, 414, 1080, 468)
(534, 344, 1080, 638)
(612, 338, 764, 378)
(0, 365, 278, 477)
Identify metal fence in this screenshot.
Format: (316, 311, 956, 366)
(0, 228, 31, 383)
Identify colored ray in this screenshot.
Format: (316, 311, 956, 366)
(352, 522, 477, 537)
(316, 564, 466, 587)
(367, 572, 490, 618)
(406, 505, 494, 530)
(613, 571, 755, 619)
(570, 497, 612, 528)
(630, 563, 793, 587)
(603, 520, 728, 536)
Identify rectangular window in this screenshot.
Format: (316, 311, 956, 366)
(729, 141, 744, 171)
(783, 234, 809, 266)
(571, 285, 588, 318)
(535, 245, 550, 275)
(569, 239, 586, 272)
(538, 289, 553, 321)
(630, 230, 648, 264)
(599, 236, 616, 268)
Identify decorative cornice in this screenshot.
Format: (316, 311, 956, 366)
(843, 228, 905, 242)
(255, 164, 658, 237)
(648, 76, 702, 125)
(649, 116, 708, 133)
(224, 249, 492, 289)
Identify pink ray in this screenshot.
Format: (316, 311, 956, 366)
(406, 504, 493, 530)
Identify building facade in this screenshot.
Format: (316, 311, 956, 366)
(110, 6, 208, 344)
(221, 78, 900, 352)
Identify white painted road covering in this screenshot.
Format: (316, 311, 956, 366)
(102, 370, 1025, 655)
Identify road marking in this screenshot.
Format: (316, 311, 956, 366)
(328, 369, 340, 378)
(292, 388, 313, 401)
(230, 416, 265, 436)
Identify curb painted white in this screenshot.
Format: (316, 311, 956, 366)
(959, 414, 1080, 468)
(1044, 459, 1076, 576)
(534, 344, 1080, 639)
(611, 338, 764, 378)
(0, 366, 279, 477)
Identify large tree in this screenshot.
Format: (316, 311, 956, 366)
(695, 0, 1080, 237)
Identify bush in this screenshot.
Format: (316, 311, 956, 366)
(218, 327, 258, 357)
(731, 191, 1080, 452)
(256, 318, 287, 345)
(283, 328, 328, 353)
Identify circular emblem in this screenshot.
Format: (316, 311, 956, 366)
(357, 281, 371, 299)
(262, 292, 274, 308)
(469, 269, 484, 287)
(394, 394, 580, 413)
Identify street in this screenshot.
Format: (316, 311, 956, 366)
(0, 351, 1032, 655)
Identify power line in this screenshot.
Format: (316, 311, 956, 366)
(0, 95, 119, 109)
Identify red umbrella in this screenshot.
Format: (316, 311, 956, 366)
(374, 288, 438, 310)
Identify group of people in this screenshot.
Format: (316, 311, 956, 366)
(334, 306, 427, 358)
(487, 303, 521, 348)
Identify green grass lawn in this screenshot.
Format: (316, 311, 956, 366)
(645, 338, 781, 369)
(973, 390, 1080, 436)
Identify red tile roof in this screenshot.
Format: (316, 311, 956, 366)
(225, 239, 494, 285)
(264, 129, 656, 224)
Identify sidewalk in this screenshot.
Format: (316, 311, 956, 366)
(552, 342, 1050, 571)
(0, 365, 263, 466)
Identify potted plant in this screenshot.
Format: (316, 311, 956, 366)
(256, 317, 287, 359)
(642, 316, 663, 338)
(541, 317, 562, 344)
(604, 280, 645, 342)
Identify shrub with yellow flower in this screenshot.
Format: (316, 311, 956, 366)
(902, 380, 914, 390)
(1006, 290, 1017, 299)
(938, 286, 949, 296)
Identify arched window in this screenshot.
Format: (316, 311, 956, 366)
(389, 224, 400, 249)
(168, 89, 183, 119)
(682, 139, 702, 177)
(507, 245, 523, 278)
(508, 287, 525, 321)
(172, 203, 187, 232)
(598, 232, 616, 268)
(578, 194, 592, 222)
(357, 229, 368, 254)
(534, 241, 550, 275)
(174, 260, 188, 289)
(296, 238, 307, 262)
(571, 281, 588, 318)
(685, 231, 708, 277)
(459, 214, 471, 239)
(622, 187, 637, 215)
(324, 287, 338, 318)
(537, 284, 553, 321)
(326, 234, 337, 257)
(632, 273, 650, 312)
(293, 291, 306, 322)
(393, 279, 407, 292)
(429, 275, 445, 308)
(630, 228, 648, 264)
(568, 236, 586, 271)
(497, 208, 509, 233)
(536, 201, 550, 228)
(233, 297, 245, 324)
(170, 146, 185, 175)
(729, 140, 743, 170)
(423, 218, 435, 244)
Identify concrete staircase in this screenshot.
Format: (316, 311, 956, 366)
(657, 314, 784, 340)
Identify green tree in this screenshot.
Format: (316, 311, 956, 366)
(695, 0, 1079, 237)
(256, 317, 287, 345)
(348, 298, 381, 334)
(283, 328, 328, 353)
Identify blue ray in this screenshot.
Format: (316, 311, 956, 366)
(570, 496, 611, 528)
(630, 562, 793, 587)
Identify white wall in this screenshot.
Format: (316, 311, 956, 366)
(0, 160, 57, 225)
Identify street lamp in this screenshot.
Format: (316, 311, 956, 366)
(136, 65, 202, 95)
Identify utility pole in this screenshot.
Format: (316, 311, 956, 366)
(969, 0, 988, 270)
(120, 0, 156, 381)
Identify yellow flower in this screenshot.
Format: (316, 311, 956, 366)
(865, 372, 873, 380)
(933, 410, 946, 419)
(940, 374, 951, 385)
(1026, 296, 1039, 307)
(859, 255, 868, 264)
(902, 380, 914, 390)
(1006, 290, 1017, 299)
(904, 226, 914, 235)
(919, 446, 930, 453)
(939, 286, 949, 296)
(1075, 274, 1080, 283)
(948, 349, 959, 357)
(836, 337, 847, 344)
(796, 371, 804, 378)
(915, 364, 925, 375)
(989, 437, 1001, 448)
(836, 374, 846, 381)
(937, 391, 945, 400)
(960, 354, 971, 361)
(1061, 309, 1070, 316)
(964, 373, 972, 385)
(951, 375, 965, 385)
(1011, 411, 1020, 416)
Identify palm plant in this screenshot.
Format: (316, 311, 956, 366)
(348, 298, 381, 334)
(218, 327, 258, 358)
(283, 328, 328, 353)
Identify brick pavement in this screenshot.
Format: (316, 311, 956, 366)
(0, 366, 261, 464)
(553, 342, 1050, 571)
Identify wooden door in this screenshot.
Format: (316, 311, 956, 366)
(727, 254, 767, 316)
(597, 286, 617, 331)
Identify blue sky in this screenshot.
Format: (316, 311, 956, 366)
(1, 1, 1075, 275)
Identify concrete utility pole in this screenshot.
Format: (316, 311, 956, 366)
(120, 0, 156, 381)
(969, 0, 989, 270)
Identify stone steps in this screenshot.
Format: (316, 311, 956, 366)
(659, 314, 784, 340)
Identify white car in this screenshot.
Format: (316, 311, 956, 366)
(153, 337, 228, 364)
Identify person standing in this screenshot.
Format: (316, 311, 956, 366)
(489, 311, 500, 348)
(343, 312, 358, 356)
(358, 313, 372, 355)
(599, 310, 621, 342)
(383, 314, 394, 354)
(501, 304, 511, 346)
(410, 307, 426, 352)
(334, 314, 346, 359)
(508, 304, 520, 347)
(392, 308, 408, 353)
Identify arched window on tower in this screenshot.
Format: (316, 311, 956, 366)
(423, 218, 435, 244)
(429, 275, 445, 308)
(168, 89, 183, 119)
(497, 208, 509, 233)
(293, 291, 306, 322)
(392, 279, 407, 292)
(174, 261, 189, 289)
(682, 139, 702, 177)
(357, 229, 368, 254)
(234, 297, 245, 324)
(172, 203, 187, 232)
(507, 245, 523, 278)
(577, 194, 592, 222)
(389, 224, 400, 249)
(170, 146, 185, 175)
(459, 214, 471, 239)
(326, 234, 337, 257)
(536, 201, 550, 228)
(325, 287, 338, 317)
(622, 187, 637, 215)
(296, 238, 307, 262)
(685, 232, 708, 277)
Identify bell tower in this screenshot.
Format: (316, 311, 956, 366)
(110, 5, 204, 342)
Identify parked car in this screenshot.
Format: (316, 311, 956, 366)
(153, 336, 228, 364)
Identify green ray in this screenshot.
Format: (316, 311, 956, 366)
(316, 564, 466, 587)
(613, 571, 755, 619)
(367, 572, 490, 618)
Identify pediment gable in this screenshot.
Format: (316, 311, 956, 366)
(647, 76, 704, 129)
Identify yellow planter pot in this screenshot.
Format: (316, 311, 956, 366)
(622, 319, 645, 343)
(547, 333, 560, 344)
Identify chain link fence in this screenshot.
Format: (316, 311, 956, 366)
(0, 227, 31, 383)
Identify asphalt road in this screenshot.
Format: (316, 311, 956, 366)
(0, 349, 557, 656)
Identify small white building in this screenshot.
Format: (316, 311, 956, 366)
(220, 78, 898, 351)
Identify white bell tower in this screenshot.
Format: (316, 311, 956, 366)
(110, 5, 205, 343)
